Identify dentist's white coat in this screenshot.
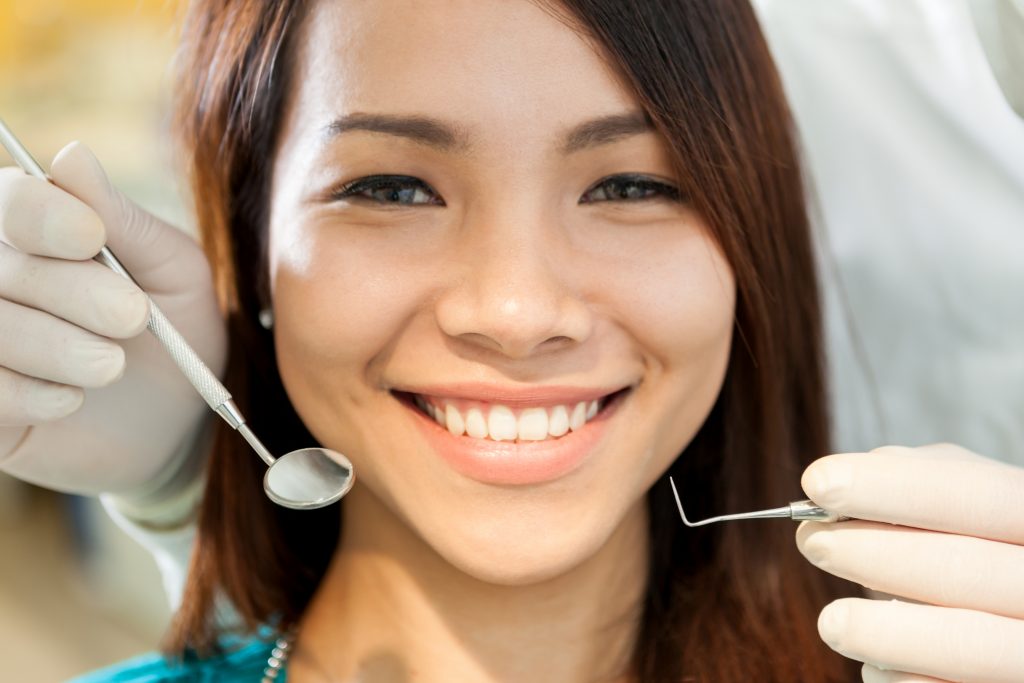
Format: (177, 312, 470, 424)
(753, 0, 1024, 464)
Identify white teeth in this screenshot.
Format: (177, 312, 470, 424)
(518, 407, 549, 441)
(433, 403, 446, 428)
(548, 405, 569, 437)
(445, 403, 464, 436)
(487, 405, 518, 441)
(414, 394, 613, 442)
(465, 408, 488, 439)
(569, 401, 587, 431)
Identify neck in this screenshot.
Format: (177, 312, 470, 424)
(293, 484, 649, 683)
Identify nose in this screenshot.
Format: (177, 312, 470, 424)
(434, 201, 593, 360)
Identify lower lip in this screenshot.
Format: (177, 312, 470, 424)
(395, 389, 630, 486)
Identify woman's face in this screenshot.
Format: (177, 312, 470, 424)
(268, 0, 735, 584)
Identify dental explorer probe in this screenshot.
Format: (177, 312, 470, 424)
(0, 118, 354, 510)
(668, 476, 848, 526)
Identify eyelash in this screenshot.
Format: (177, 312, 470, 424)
(329, 173, 683, 206)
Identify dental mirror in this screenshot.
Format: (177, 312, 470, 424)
(0, 117, 355, 510)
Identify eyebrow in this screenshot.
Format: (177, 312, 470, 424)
(320, 110, 655, 154)
(561, 110, 654, 153)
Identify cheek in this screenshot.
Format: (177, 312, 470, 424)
(600, 223, 736, 372)
(271, 216, 434, 362)
(656, 247, 734, 378)
(268, 227, 424, 444)
(611, 227, 736, 479)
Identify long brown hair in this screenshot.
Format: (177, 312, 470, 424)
(168, 1, 858, 680)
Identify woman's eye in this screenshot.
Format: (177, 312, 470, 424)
(329, 173, 679, 207)
(330, 175, 444, 206)
(580, 174, 682, 203)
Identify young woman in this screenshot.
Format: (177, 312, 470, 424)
(101, 0, 856, 678)
(2, 1, 1021, 682)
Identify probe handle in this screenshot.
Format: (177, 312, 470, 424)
(789, 499, 850, 523)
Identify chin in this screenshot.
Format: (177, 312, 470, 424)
(417, 492, 632, 587)
(442, 532, 604, 587)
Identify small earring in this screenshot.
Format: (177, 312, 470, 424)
(258, 307, 274, 330)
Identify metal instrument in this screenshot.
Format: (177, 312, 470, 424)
(668, 476, 847, 526)
(0, 118, 355, 510)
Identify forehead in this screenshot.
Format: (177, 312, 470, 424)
(286, 0, 641, 147)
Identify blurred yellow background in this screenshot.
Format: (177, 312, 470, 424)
(0, 0, 187, 227)
(1, 1, 188, 680)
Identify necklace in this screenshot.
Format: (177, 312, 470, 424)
(262, 629, 340, 683)
(261, 631, 295, 682)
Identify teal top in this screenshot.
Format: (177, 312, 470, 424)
(69, 635, 284, 683)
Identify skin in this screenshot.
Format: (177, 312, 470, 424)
(266, 1, 736, 680)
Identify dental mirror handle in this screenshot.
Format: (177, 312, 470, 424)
(0, 118, 258, 453)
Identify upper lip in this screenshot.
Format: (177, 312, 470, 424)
(391, 382, 632, 408)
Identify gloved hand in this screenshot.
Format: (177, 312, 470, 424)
(797, 443, 1024, 683)
(0, 141, 227, 510)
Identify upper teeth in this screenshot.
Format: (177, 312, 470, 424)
(413, 395, 602, 442)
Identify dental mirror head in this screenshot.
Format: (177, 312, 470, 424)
(264, 447, 355, 509)
(233, 411, 356, 511)
(0, 116, 357, 511)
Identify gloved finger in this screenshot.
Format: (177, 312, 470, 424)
(0, 166, 106, 260)
(0, 298, 126, 388)
(0, 365, 83, 425)
(49, 142, 202, 294)
(819, 598, 1024, 683)
(0, 242, 149, 339)
(861, 663, 950, 683)
(802, 447, 1024, 545)
(797, 520, 1024, 619)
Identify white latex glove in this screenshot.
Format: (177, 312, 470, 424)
(797, 444, 1024, 683)
(0, 141, 226, 514)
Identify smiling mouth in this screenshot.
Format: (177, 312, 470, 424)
(391, 387, 630, 443)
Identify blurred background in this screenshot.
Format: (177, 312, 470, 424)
(0, 1, 186, 679)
